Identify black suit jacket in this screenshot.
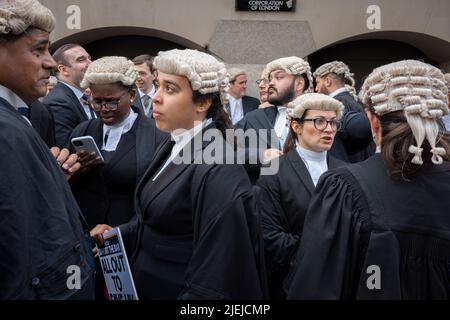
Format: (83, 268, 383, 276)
(69, 110, 167, 230)
(29, 100, 56, 148)
(225, 95, 260, 122)
(330, 92, 375, 162)
(0, 97, 93, 299)
(121, 123, 267, 299)
(43, 82, 89, 148)
(334, 91, 363, 113)
(256, 149, 346, 299)
(235, 106, 280, 183)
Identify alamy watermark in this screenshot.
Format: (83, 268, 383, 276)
(170, 126, 281, 176)
(66, 265, 81, 290)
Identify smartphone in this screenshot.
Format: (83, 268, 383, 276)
(71, 136, 104, 164)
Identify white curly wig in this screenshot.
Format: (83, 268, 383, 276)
(80, 56, 137, 89)
(286, 92, 344, 121)
(264, 56, 313, 92)
(228, 67, 246, 83)
(153, 49, 229, 104)
(445, 73, 450, 91)
(0, 0, 55, 35)
(360, 60, 449, 165)
(313, 61, 358, 100)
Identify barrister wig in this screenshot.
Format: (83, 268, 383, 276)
(227, 68, 246, 83)
(153, 49, 229, 104)
(0, 0, 55, 35)
(264, 56, 314, 92)
(80, 56, 137, 89)
(313, 61, 358, 100)
(445, 73, 450, 90)
(359, 60, 449, 165)
(286, 93, 344, 121)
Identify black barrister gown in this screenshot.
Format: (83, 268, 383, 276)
(0, 97, 93, 299)
(256, 149, 346, 299)
(120, 122, 267, 299)
(69, 108, 167, 229)
(286, 154, 450, 299)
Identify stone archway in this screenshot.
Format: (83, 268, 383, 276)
(308, 31, 450, 89)
(49, 26, 209, 59)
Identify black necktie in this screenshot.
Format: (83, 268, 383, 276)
(18, 107, 30, 119)
(81, 94, 96, 119)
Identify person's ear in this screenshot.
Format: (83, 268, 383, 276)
(291, 120, 302, 135)
(195, 96, 212, 114)
(57, 64, 68, 76)
(294, 77, 305, 95)
(366, 110, 381, 143)
(325, 76, 333, 88)
(129, 89, 136, 102)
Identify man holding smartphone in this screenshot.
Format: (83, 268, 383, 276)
(0, 0, 94, 299)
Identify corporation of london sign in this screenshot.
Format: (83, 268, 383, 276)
(235, 0, 296, 12)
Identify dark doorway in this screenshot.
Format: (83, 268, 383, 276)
(308, 39, 435, 90)
(83, 35, 184, 60)
(49, 27, 206, 60)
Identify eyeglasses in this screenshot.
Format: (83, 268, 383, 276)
(256, 79, 268, 85)
(301, 117, 341, 131)
(91, 91, 128, 112)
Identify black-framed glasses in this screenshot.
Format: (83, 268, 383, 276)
(301, 117, 341, 131)
(256, 78, 268, 85)
(91, 91, 128, 112)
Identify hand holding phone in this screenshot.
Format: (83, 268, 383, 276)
(71, 136, 104, 165)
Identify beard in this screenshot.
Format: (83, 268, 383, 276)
(268, 78, 296, 106)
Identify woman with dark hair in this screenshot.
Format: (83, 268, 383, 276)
(91, 49, 266, 300)
(286, 60, 450, 299)
(256, 93, 346, 299)
(69, 56, 167, 299)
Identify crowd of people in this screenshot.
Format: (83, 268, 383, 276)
(1, 0, 450, 300)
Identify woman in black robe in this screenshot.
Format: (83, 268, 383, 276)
(91, 49, 267, 300)
(69, 56, 166, 230)
(256, 93, 346, 299)
(286, 60, 450, 299)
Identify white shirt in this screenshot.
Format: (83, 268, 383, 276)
(60, 81, 95, 119)
(274, 106, 288, 149)
(296, 143, 328, 186)
(152, 118, 212, 181)
(0, 84, 32, 126)
(329, 87, 348, 98)
(228, 95, 244, 125)
(102, 109, 138, 152)
(138, 86, 156, 116)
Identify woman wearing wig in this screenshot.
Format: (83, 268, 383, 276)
(256, 93, 346, 299)
(92, 49, 266, 300)
(286, 60, 450, 299)
(69, 56, 166, 231)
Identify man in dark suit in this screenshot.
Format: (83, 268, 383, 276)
(29, 100, 56, 147)
(314, 61, 374, 162)
(43, 43, 93, 148)
(0, 0, 94, 299)
(224, 68, 259, 125)
(236, 56, 314, 183)
(132, 54, 155, 117)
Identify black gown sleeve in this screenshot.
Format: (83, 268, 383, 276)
(178, 164, 267, 300)
(256, 175, 299, 275)
(285, 169, 368, 299)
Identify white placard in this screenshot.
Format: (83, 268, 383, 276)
(98, 228, 139, 300)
